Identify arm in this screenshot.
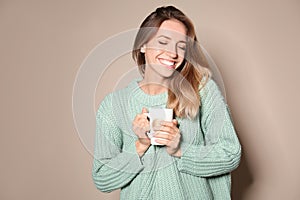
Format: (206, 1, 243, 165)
(92, 95, 144, 193)
(177, 79, 241, 177)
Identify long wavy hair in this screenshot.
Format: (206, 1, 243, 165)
(132, 6, 211, 119)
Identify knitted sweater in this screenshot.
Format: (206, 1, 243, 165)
(92, 78, 241, 200)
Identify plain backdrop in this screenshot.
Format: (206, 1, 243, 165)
(1, 0, 300, 199)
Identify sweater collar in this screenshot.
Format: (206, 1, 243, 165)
(128, 79, 168, 107)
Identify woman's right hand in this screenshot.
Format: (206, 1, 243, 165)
(132, 108, 151, 157)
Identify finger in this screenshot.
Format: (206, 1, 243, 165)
(142, 122, 150, 132)
(139, 117, 149, 124)
(145, 124, 150, 132)
(153, 138, 169, 145)
(160, 120, 178, 128)
(133, 120, 149, 132)
(172, 119, 178, 125)
(139, 131, 149, 139)
(154, 132, 173, 140)
(156, 125, 173, 133)
(158, 125, 179, 135)
(136, 114, 148, 124)
(141, 107, 148, 114)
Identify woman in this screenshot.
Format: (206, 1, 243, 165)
(93, 6, 241, 200)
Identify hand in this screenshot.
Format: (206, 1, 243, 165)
(132, 108, 151, 156)
(153, 119, 181, 157)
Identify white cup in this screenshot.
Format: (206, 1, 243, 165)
(144, 108, 173, 145)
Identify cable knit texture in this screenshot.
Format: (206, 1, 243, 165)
(92, 78, 241, 200)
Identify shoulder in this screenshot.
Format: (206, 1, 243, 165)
(198, 77, 227, 114)
(199, 78, 223, 98)
(96, 79, 138, 113)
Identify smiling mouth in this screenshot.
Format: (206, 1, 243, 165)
(158, 58, 177, 69)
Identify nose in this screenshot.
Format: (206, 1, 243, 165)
(166, 44, 178, 59)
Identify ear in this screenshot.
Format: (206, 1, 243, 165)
(140, 45, 146, 53)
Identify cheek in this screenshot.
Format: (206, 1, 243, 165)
(145, 49, 163, 61)
(177, 49, 186, 59)
(178, 56, 185, 64)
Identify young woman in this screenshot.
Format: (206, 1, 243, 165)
(93, 6, 241, 200)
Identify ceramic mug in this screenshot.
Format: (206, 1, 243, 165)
(144, 108, 173, 145)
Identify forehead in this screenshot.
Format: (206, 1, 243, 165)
(155, 19, 187, 41)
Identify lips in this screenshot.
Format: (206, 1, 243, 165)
(158, 58, 176, 69)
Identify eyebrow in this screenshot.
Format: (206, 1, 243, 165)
(157, 35, 187, 43)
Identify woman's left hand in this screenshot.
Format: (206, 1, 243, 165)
(153, 119, 181, 157)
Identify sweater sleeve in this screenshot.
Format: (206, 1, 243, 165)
(177, 79, 241, 177)
(92, 94, 144, 193)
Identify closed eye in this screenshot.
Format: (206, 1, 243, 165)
(158, 40, 168, 45)
(177, 44, 186, 51)
(176, 40, 186, 50)
(178, 46, 186, 51)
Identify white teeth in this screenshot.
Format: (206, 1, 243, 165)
(160, 59, 175, 66)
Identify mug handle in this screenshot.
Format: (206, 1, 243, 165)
(143, 113, 151, 137)
(143, 113, 150, 121)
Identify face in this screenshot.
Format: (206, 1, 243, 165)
(143, 19, 187, 78)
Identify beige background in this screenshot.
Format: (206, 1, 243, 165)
(1, 0, 300, 199)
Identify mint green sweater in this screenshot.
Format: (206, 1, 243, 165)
(93, 78, 241, 199)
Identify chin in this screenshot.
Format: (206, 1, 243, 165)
(159, 69, 177, 78)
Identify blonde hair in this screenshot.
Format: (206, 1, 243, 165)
(132, 6, 211, 119)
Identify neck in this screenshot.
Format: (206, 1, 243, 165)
(139, 70, 170, 95)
